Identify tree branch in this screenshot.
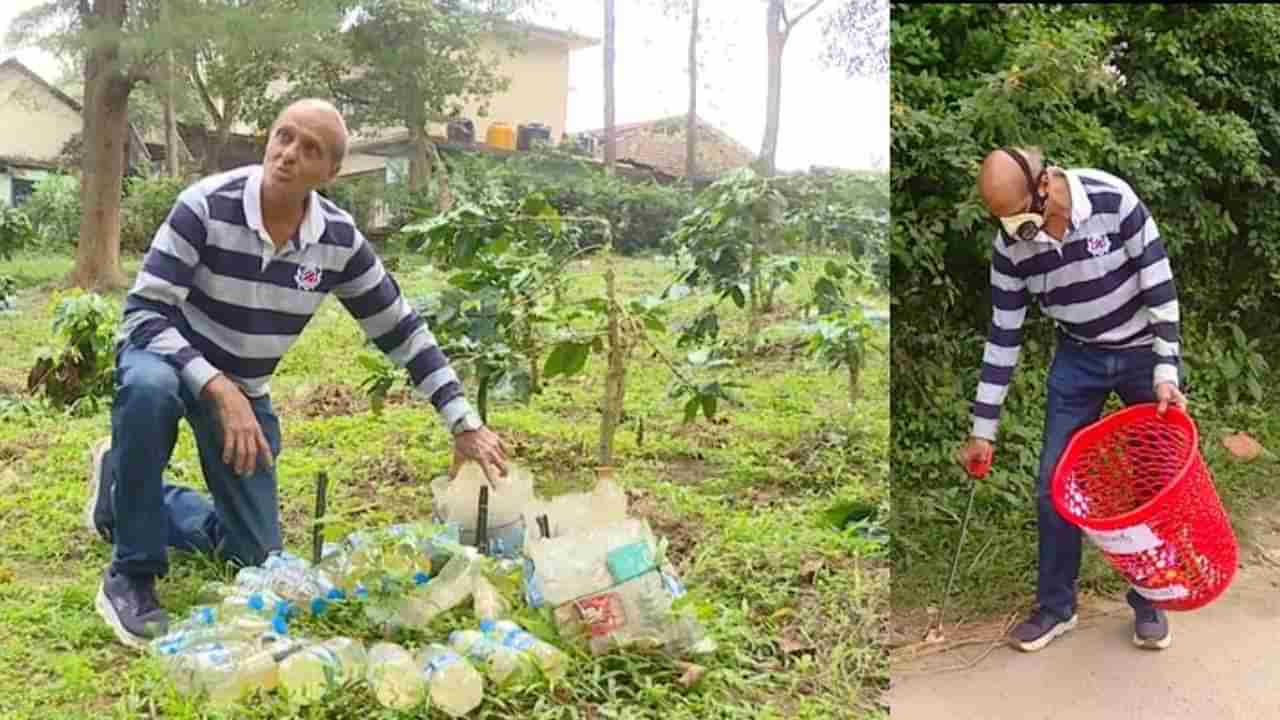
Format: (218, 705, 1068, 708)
(786, 0, 827, 31)
(189, 52, 223, 126)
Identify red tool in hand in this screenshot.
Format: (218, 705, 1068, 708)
(926, 447, 991, 643)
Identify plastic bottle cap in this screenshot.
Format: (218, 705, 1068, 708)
(248, 594, 265, 611)
(479, 619, 495, 632)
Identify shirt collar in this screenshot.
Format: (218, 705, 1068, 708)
(243, 165, 327, 248)
(1062, 169, 1093, 231)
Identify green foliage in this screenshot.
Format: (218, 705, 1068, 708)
(0, 274, 16, 313)
(1184, 322, 1270, 407)
(668, 168, 794, 351)
(21, 174, 81, 247)
(121, 174, 192, 253)
(0, 207, 36, 260)
(27, 290, 119, 412)
(398, 191, 574, 421)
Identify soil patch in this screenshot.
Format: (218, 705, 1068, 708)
(276, 383, 413, 419)
(625, 487, 703, 572)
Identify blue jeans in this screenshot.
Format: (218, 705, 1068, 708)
(109, 347, 282, 578)
(1036, 334, 1178, 620)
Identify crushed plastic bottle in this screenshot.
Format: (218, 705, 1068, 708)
(235, 559, 345, 616)
(278, 637, 368, 706)
(366, 642, 425, 710)
(377, 547, 479, 629)
(448, 629, 530, 684)
(471, 573, 508, 622)
(415, 643, 484, 717)
(480, 620, 567, 677)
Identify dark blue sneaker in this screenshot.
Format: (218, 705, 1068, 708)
(95, 566, 169, 649)
(85, 437, 114, 543)
(1128, 592, 1171, 650)
(1009, 608, 1078, 652)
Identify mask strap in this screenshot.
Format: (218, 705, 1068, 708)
(1000, 147, 1042, 199)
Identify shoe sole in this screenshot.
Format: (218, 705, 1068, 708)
(95, 581, 148, 651)
(1133, 628, 1172, 650)
(1010, 614, 1079, 652)
(85, 437, 111, 542)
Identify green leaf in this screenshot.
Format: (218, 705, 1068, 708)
(682, 395, 700, 424)
(544, 342, 590, 379)
(700, 393, 718, 420)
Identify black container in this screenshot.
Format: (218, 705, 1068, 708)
(517, 123, 552, 151)
(447, 118, 475, 143)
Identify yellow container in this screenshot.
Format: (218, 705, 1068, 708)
(485, 122, 516, 151)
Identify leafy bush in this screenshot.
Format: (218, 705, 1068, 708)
(0, 206, 35, 260)
(121, 174, 193, 253)
(21, 174, 80, 247)
(27, 290, 119, 412)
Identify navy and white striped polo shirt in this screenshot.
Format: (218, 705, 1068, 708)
(119, 164, 475, 432)
(971, 168, 1181, 441)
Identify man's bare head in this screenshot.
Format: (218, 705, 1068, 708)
(262, 98, 350, 199)
(978, 147, 1044, 217)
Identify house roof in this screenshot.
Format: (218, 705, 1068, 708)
(576, 114, 756, 180)
(0, 57, 152, 168)
(510, 20, 599, 50)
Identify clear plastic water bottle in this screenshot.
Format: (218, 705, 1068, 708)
(277, 637, 368, 705)
(471, 574, 509, 622)
(163, 633, 302, 704)
(389, 548, 478, 628)
(220, 589, 292, 626)
(448, 629, 528, 684)
(415, 643, 484, 717)
(481, 620, 567, 677)
(150, 609, 278, 657)
(366, 642, 425, 710)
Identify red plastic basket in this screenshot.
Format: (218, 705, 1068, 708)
(1050, 403, 1237, 611)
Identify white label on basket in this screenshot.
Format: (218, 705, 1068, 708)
(1132, 583, 1189, 601)
(1083, 524, 1162, 555)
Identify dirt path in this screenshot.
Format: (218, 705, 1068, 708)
(888, 509, 1280, 720)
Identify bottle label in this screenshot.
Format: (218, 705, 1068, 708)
(501, 632, 536, 652)
(1084, 524, 1162, 555)
(575, 592, 627, 638)
(424, 651, 460, 678)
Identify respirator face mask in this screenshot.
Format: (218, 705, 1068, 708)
(993, 148, 1049, 243)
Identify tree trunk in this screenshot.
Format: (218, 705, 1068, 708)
(603, 0, 617, 173)
(71, 0, 131, 291)
(408, 124, 432, 191)
(598, 258, 626, 467)
(847, 341, 861, 407)
(685, 0, 699, 182)
(162, 0, 179, 177)
(759, 0, 785, 177)
(747, 241, 761, 353)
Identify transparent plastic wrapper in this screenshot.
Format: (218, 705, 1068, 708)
(415, 643, 485, 718)
(366, 642, 425, 710)
(522, 478, 629, 539)
(522, 518, 658, 607)
(277, 637, 368, 706)
(432, 462, 533, 557)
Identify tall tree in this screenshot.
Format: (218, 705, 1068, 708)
(293, 0, 531, 199)
(603, 0, 617, 173)
(6, 0, 329, 289)
(759, 0, 825, 176)
(686, 0, 700, 181)
(822, 0, 888, 79)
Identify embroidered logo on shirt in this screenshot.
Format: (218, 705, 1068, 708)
(1086, 236, 1110, 257)
(294, 263, 323, 291)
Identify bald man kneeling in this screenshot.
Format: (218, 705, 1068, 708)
(88, 99, 509, 648)
(959, 147, 1187, 653)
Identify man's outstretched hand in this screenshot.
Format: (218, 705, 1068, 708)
(1155, 381, 1187, 417)
(449, 426, 509, 487)
(204, 374, 273, 476)
(959, 437, 994, 480)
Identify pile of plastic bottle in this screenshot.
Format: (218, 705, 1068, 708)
(150, 463, 712, 713)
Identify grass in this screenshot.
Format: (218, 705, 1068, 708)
(0, 249, 887, 719)
(889, 319, 1280, 643)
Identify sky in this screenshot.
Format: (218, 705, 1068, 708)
(0, 0, 888, 172)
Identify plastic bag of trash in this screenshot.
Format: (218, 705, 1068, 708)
(522, 518, 658, 607)
(521, 478, 628, 541)
(431, 463, 533, 558)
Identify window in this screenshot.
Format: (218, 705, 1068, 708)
(11, 178, 35, 207)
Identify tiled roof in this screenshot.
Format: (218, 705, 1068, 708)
(577, 115, 756, 180)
